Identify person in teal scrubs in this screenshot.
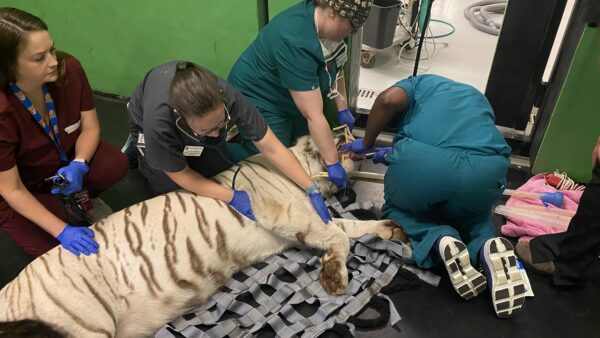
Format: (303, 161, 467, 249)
(228, 0, 373, 190)
(341, 75, 529, 318)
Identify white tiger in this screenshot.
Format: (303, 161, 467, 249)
(0, 135, 407, 338)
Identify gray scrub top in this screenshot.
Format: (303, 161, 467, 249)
(128, 61, 268, 173)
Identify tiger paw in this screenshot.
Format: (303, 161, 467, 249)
(383, 220, 410, 244)
(319, 250, 348, 295)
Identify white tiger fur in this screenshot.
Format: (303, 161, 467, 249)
(0, 135, 407, 338)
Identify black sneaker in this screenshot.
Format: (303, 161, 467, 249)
(438, 236, 487, 300)
(480, 237, 527, 318)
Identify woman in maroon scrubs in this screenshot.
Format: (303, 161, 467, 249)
(0, 8, 127, 257)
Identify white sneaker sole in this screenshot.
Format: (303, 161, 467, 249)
(439, 237, 487, 300)
(482, 238, 527, 318)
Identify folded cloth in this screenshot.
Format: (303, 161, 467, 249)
(500, 173, 583, 241)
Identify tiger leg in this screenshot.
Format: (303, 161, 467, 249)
(331, 218, 410, 244)
(252, 198, 351, 295)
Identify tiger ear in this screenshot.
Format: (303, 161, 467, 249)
(333, 134, 345, 149)
(303, 136, 321, 161)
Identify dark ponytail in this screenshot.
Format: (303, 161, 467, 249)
(169, 61, 223, 117)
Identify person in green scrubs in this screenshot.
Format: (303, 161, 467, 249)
(228, 0, 373, 190)
(341, 75, 529, 318)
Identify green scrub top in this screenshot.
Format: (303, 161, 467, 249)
(391, 74, 511, 157)
(228, 0, 346, 118)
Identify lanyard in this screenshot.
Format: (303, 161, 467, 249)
(10, 83, 68, 162)
(320, 40, 347, 99)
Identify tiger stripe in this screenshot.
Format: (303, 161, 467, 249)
(191, 198, 213, 247)
(164, 213, 197, 289)
(121, 296, 130, 309)
(186, 237, 206, 276)
(24, 266, 36, 317)
(58, 246, 65, 267)
(114, 238, 121, 259)
(245, 161, 297, 196)
(211, 176, 226, 185)
(123, 211, 163, 293)
(296, 232, 306, 245)
(63, 273, 84, 294)
(120, 266, 131, 288)
(139, 266, 159, 297)
(229, 208, 246, 228)
(39, 279, 112, 337)
(238, 172, 267, 207)
(207, 267, 226, 285)
(14, 276, 22, 317)
(81, 257, 95, 277)
(7, 277, 16, 320)
(175, 191, 187, 213)
(243, 164, 285, 195)
(165, 259, 196, 290)
(80, 276, 117, 329)
(95, 223, 109, 250)
(105, 259, 121, 288)
(37, 256, 56, 280)
(164, 194, 172, 212)
(163, 202, 196, 289)
(163, 223, 196, 290)
(163, 209, 179, 263)
(215, 221, 228, 259)
(238, 171, 259, 194)
(141, 201, 148, 224)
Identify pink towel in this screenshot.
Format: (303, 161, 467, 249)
(500, 173, 583, 242)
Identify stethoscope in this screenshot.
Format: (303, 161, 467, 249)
(173, 107, 242, 189)
(173, 104, 231, 149)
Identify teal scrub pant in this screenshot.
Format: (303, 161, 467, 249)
(382, 137, 509, 269)
(227, 109, 309, 163)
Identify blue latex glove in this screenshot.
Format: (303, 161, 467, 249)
(326, 162, 347, 190)
(372, 147, 392, 166)
(56, 224, 99, 256)
(338, 138, 370, 154)
(229, 190, 256, 221)
(309, 191, 331, 224)
(52, 160, 89, 195)
(338, 108, 355, 131)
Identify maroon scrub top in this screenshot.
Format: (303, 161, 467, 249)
(0, 55, 95, 195)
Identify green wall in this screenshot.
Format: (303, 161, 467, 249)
(5, 1, 263, 97)
(4, 0, 317, 97)
(532, 28, 600, 182)
(269, 0, 299, 19)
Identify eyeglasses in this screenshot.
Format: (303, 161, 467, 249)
(192, 104, 231, 138)
(175, 104, 231, 142)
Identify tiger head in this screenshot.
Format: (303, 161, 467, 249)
(291, 133, 355, 198)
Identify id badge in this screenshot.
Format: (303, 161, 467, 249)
(73, 189, 93, 212)
(183, 146, 204, 157)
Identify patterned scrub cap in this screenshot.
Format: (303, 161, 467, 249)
(323, 0, 374, 28)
